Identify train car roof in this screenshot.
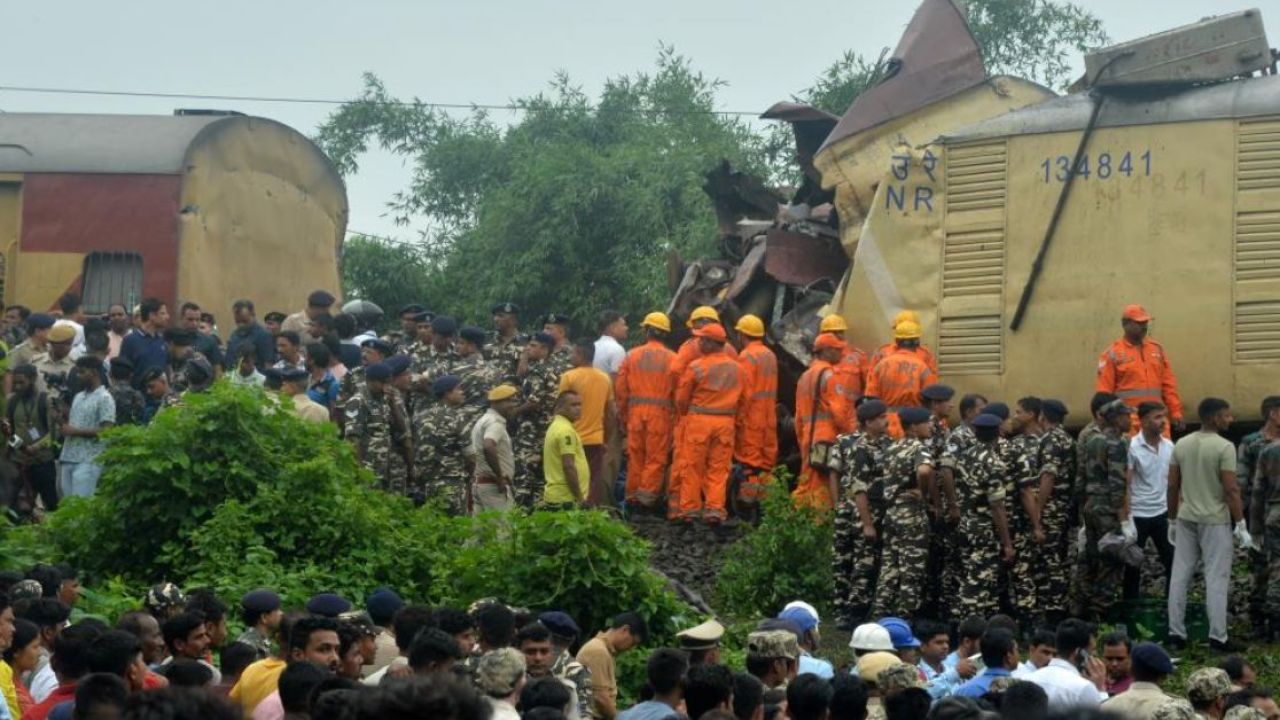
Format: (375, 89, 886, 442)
(0, 112, 245, 174)
(941, 73, 1280, 145)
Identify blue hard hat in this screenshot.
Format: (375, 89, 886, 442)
(877, 617, 920, 649)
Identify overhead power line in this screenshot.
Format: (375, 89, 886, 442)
(0, 84, 765, 116)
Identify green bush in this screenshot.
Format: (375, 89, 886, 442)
(714, 476, 834, 619)
(0, 381, 688, 646)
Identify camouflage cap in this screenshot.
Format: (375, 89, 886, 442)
(877, 662, 924, 693)
(987, 676, 1018, 694)
(10, 579, 42, 602)
(145, 582, 185, 613)
(747, 630, 800, 660)
(1224, 706, 1268, 720)
(1153, 699, 1196, 720)
(1186, 667, 1232, 705)
(475, 647, 526, 697)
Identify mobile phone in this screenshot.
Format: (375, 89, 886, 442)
(1077, 649, 1090, 672)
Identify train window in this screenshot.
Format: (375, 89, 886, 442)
(81, 252, 143, 315)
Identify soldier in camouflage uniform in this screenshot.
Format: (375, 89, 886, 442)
(163, 328, 209, 394)
(385, 355, 417, 494)
(540, 313, 575, 377)
(1240, 395, 1280, 627)
(920, 384, 955, 619)
(1080, 399, 1133, 621)
(831, 399, 891, 626)
(512, 333, 560, 509)
(413, 374, 473, 513)
(455, 326, 501, 427)
(107, 358, 145, 426)
(344, 362, 413, 493)
(412, 316, 461, 406)
(936, 393, 987, 619)
(337, 338, 393, 423)
(1069, 391, 1117, 615)
(485, 302, 529, 384)
(1004, 396, 1044, 623)
(954, 414, 1015, 618)
(539, 611, 594, 719)
(1035, 399, 1076, 623)
(392, 303, 428, 355)
(872, 406, 937, 619)
(1252, 434, 1280, 638)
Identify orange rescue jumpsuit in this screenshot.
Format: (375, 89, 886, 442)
(792, 359, 852, 510)
(616, 339, 677, 507)
(832, 344, 872, 428)
(870, 342, 938, 373)
(1096, 337, 1184, 433)
(735, 340, 779, 502)
(668, 338, 739, 517)
(865, 349, 935, 439)
(673, 353, 744, 522)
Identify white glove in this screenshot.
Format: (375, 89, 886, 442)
(1167, 522, 1176, 546)
(1121, 518, 1137, 544)
(1077, 527, 1087, 554)
(1235, 520, 1257, 550)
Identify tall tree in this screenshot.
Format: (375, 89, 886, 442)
(319, 48, 768, 331)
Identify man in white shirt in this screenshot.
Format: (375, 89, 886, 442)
(1026, 619, 1108, 710)
(593, 310, 627, 378)
(1124, 401, 1176, 600)
(476, 647, 526, 720)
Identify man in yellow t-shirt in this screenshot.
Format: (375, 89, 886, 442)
(558, 339, 617, 505)
(543, 391, 589, 508)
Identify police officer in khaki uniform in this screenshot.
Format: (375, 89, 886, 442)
(676, 619, 725, 666)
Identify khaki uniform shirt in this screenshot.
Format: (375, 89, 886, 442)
(576, 634, 617, 718)
(1101, 681, 1179, 720)
(290, 393, 330, 423)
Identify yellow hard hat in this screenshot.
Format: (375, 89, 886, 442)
(894, 320, 922, 340)
(819, 315, 848, 333)
(687, 306, 721, 327)
(892, 310, 919, 329)
(735, 315, 765, 338)
(642, 312, 672, 333)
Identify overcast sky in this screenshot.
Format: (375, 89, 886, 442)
(3, 0, 1276, 242)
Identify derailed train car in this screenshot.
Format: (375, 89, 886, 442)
(817, 1, 1280, 424)
(0, 111, 346, 317)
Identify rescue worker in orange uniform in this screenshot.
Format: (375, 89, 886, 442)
(870, 310, 938, 372)
(1096, 304, 1185, 433)
(866, 320, 936, 439)
(616, 312, 677, 511)
(673, 323, 744, 525)
(793, 333, 854, 510)
(668, 305, 738, 517)
(819, 314, 872, 428)
(732, 314, 778, 519)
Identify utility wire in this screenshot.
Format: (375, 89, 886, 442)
(0, 84, 765, 116)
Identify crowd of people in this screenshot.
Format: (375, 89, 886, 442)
(0, 288, 1275, 718)
(0, 565, 1271, 720)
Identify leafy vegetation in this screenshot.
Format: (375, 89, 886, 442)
(714, 477, 835, 619)
(0, 383, 690, 644)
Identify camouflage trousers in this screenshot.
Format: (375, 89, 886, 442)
(957, 518, 1001, 619)
(1007, 520, 1039, 619)
(926, 520, 962, 620)
(833, 499, 881, 623)
(1034, 498, 1072, 617)
(1081, 505, 1123, 620)
(872, 504, 929, 619)
(1265, 505, 1280, 619)
(513, 428, 547, 510)
(417, 455, 470, 515)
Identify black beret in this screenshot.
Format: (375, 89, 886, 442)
(385, 354, 412, 376)
(856, 399, 887, 422)
(360, 338, 393, 356)
(263, 312, 287, 324)
(163, 328, 196, 346)
(984, 402, 1010, 420)
(279, 367, 309, 383)
(27, 314, 55, 330)
(241, 589, 282, 614)
(399, 303, 426, 316)
(491, 302, 520, 315)
(543, 313, 571, 326)
(410, 311, 435, 323)
(972, 414, 1003, 429)
(459, 326, 487, 345)
(365, 363, 392, 382)
(1042, 399, 1068, 420)
(898, 407, 931, 426)
(538, 611, 581, 639)
(531, 332, 556, 346)
(431, 316, 458, 335)
(921, 384, 955, 402)
(305, 593, 353, 618)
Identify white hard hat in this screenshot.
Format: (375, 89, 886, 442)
(850, 622, 895, 651)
